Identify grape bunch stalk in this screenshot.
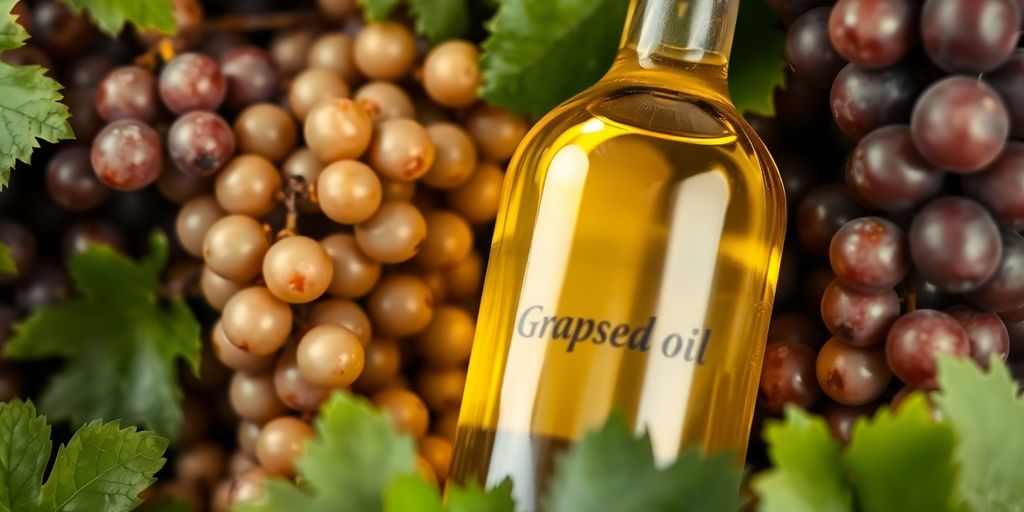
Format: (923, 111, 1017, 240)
(3, 0, 529, 509)
(758, 0, 1024, 445)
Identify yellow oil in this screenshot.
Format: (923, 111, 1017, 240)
(451, 53, 786, 510)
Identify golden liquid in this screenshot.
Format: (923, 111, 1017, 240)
(451, 55, 786, 510)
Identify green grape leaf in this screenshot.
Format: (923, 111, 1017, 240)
(0, 400, 167, 512)
(445, 480, 515, 512)
(3, 232, 201, 438)
(382, 475, 515, 512)
(934, 355, 1024, 511)
(0, 400, 50, 512)
(0, 243, 14, 275)
(546, 414, 742, 512)
(410, 0, 471, 43)
(0, 60, 73, 188)
(753, 407, 852, 512)
(478, 0, 629, 119)
(844, 395, 958, 512)
(383, 475, 442, 512)
(358, 0, 403, 22)
(236, 392, 417, 512)
(728, 0, 786, 115)
(0, 0, 74, 188)
(40, 420, 167, 512)
(0, 0, 28, 51)
(59, 0, 175, 36)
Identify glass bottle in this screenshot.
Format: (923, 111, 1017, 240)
(450, 0, 786, 509)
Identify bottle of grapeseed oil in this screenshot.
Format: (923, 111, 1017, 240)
(451, 0, 786, 508)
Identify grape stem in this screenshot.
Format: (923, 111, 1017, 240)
(277, 176, 312, 239)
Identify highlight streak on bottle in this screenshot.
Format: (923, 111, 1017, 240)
(634, 169, 730, 466)
(487, 144, 590, 489)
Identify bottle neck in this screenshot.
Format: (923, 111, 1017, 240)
(612, 0, 739, 97)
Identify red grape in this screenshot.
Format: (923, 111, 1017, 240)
(823, 402, 877, 443)
(167, 111, 236, 177)
(965, 231, 1024, 313)
(760, 340, 822, 412)
(91, 119, 164, 191)
(885, 309, 970, 388)
(921, 0, 1021, 73)
(828, 0, 916, 68)
(821, 279, 900, 346)
(846, 126, 943, 211)
(220, 46, 282, 110)
(911, 274, 957, 311)
(830, 64, 919, 140)
(829, 216, 909, 292)
(963, 142, 1024, 230)
(910, 76, 1009, 173)
(797, 184, 866, 255)
(816, 337, 892, 406)
(95, 66, 159, 123)
(159, 52, 228, 114)
(46, 146, 109, 211)
(910, 197, 1002, 293)
(785, 7, 847, 88)
(947, 305, 1010, 367)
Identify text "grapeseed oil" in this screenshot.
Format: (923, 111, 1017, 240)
(451, 0, 787, 509)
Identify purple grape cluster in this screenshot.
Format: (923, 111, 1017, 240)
(759, 0, 1024, 445)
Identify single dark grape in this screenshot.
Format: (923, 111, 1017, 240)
(167, 111, 236, 177)
(95, 66, 159, 123)
(910, 197, 1002, 293)
(821, 279, 900, 346)
(31, 0, 95, 58)
(65, 54, 116, 89)
(963, 142, 1024, 230)
(0, 220, 36, 283)
(785, 7, 847, 87)
(760, 340, 822, 412)
(46, 146, 109, 211)
(91, 119, 164, 191)
(823, 402, 877, 443)
(987, 50, 1024, 139)
(828, 0, 916, 68)
(220, 46, 282, 110)
(797, 184, 866, 255)
(830, 64, 919, 140)
(846, 125, 943, 211)
(14, 263, 69, 313)
(885, 309, 970, 388)
(947, 305, 1010, 367)
(63, 220, 127, 256)
(921, 0, 1020, 73)
(816, 337, 892, 406)
(829, 216, 909, 293)
(910, 76, 1009, 173)
(965, 231, 1024, 313)
(159, 52, 228, 114)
